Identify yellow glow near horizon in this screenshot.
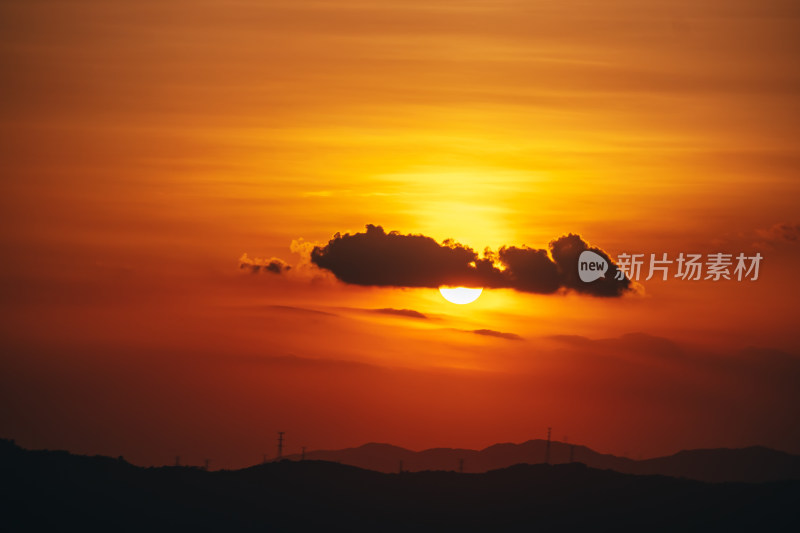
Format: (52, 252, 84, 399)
(439, 287, 483, 305)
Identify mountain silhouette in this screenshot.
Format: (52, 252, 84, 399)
(2, 438, 798, 532)
(284, 440, 800, 483)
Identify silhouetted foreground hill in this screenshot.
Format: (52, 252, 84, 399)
(2, 439, 798, 532)
(286, 440, 800, 483)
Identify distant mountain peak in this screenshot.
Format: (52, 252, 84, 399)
(287, 439, 800, 483)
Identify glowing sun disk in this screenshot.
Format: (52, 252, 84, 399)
(439, 287, 483, 305)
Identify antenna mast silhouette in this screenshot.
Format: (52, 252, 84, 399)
(204, 459, 210, 471)
(301, 446, 306, 461)
(545, 427, 552, 464)
(277, 432, 285, 459)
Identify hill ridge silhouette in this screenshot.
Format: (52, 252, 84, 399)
(284, 439, 800, 483)
(2, 438, 798, 532)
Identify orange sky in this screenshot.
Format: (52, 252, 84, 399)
(1, 0, 799, 469)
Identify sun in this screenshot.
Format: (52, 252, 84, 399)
(439, 287, 483, 305)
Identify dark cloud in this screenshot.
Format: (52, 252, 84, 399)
(239, 254, 291, 275)
(548, 233, 630, 297)
(310, 224, 493, 288)
(757, 222, 800, 243)
(495, 246, 560, 293)
(545, 334, 592, 346)
(472, 329, 523, 341)
(551, 332, 683, 358)
(371, 308, 429, 319)
(265, 305, 338, 317)
(310, 225, 631, 297)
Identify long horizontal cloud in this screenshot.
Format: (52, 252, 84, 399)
(472, 329, 523, 341)
(310, 225, 631, 297)
(371, 308, 429, 319)
(757, 221, 800, 243)
(239, 253, 291, 274)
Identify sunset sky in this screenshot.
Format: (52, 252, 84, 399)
(2, 0, 799, 469)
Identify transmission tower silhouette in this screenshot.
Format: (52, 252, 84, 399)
(545, 427, 552, 464)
